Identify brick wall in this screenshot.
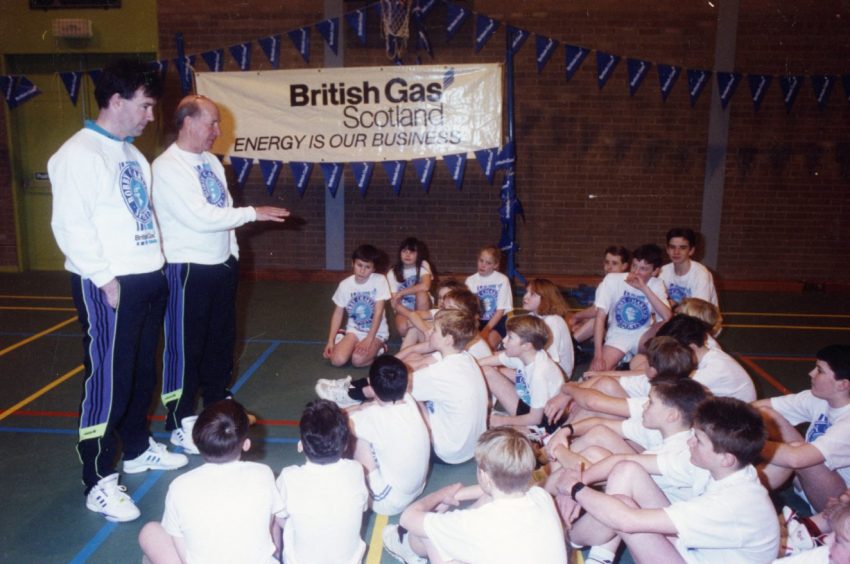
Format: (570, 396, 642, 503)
(2, 0, 847, 284)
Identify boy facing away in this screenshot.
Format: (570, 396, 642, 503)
(558, 396, 780, 564)
(348, 355, 431, 516)
(138, 399, 283, 564)
(660, 227, 719, 308)
(324, 244, 391, 368)
(383, 427, 567, 564)
(478, 314, 565, 429)
(276, 399, 368, 564)
(755, 344, 850, 513)
(591, 244, 672, 371)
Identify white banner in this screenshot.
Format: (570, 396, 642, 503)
(195, 64, 503, 163)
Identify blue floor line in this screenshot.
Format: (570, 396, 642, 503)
(0, 427, 298, 445)
(231, 342, 279, 393)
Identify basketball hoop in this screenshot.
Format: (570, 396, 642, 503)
(380, 0, 413, 60)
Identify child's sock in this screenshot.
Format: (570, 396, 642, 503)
(586, 546, 615, 564)
(347, 378, 369, 401)
(800, 517, 826, 543)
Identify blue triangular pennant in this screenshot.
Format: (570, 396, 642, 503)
(443, 153, 467, 190)
(382, 160, 406, 195)
(656, 64, 680, 102)
(174, 55, 195, 95)
(6, 76, 41, 109)
(445, 4, 470, 42)
(201, 49, 224, 72)
(229, 42, 252, 71)
(320, 163, 343, 197)
(596, 51, 620, 91)
(289, 162, 313, 197)
(412, 158, 436, 193)
(747, 74, 772, 112)
(417, 28, 433, 58)
(88, 69, 102, 87)
(0, 77, 15, 104)
(716, 71, 741, 109)
(535, 35, 558, 73)
(415, 0, 437, 19)
(258, 159, 283, 195)
(474, 148, 498, 184)
(506, 26, 529, 57)
(842, 74, 850, 106)
(345, 10, 368, 45)
(258, 35, 281, 68)
(288, 27, 311, 63)
(779, 75, 804, 113)
(811, 75, 835, 111)
(687, 69, 711, 107)
(229, 157, 253, 191)
(59, 71, 82, 105)
(474, 14, 499, 53)
(316, 18, 339, 55)
(626, 58, 651, 97)
(350, 162, 374, 197)
(564, 44, 589, 82)
(495, 142, 515, 170)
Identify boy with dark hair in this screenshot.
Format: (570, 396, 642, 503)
(138, 400, 283, 563)
(276, 399, 368, 564)
(348, 356, 431, 515)
(323, 244, 391, 368)
(591, 244, 672, 371)
(383, 428, 567, 563)
(559, 397, 780, 564)
(755, 344, 850, 512)
(478, 315, 565, 429)
(660, 227, 719, 307)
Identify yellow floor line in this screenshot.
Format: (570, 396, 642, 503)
(0, 294, 72, 301)
(0, 316, 78, 357)
(723, 311, 850, 319)
(723, 323, 850, 331)
(0, 364, 83, 422)
(0, 306, 77, 312)
(574, 549, 585, 564)
(366, 513, 389, 564)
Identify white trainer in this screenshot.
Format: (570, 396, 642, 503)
(169, 415, 200, 455)
(85, 473, 140, 522)
(314, 375, 360, 408)
(382, 524, 426, 564)
(123, 437, 189, 474)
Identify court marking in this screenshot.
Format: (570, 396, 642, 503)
(0, 427, 299, 445)
(737, 355, 792, 395)
(0, 315, 77, 357)
(0, 364, 84, 422)
(8, 409, 300, 427)
(0, 294, 72, 300)
(367, 513, 389, 564)
(0, 306, 77, 312)
(724, 323, 850, 331)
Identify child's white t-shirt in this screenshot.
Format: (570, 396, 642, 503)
(276, 459, 368, 564)
(499, 349, 565, 409)
(595, 272, 668, 336)
(660, 260, 719, 307)
(537, 313, 574, 377)
(332, 273, 391, 339)
(466, 337, 493, 360)
(387, 260, 432, 310)
(770, 390, 850, 487)
(348, 394, 430, 509)
(771, 545, 829, 564)
(646, 430, 710, 503)
(423, 486, 568, 563)
(620, 399, 664, 451)
(619, 374, 651, 398)
(411, 351, 488, 464)
(162, 461, 283, 564)
(664, 465, 780, 564)
(694, 349, 756, 402)
(465, 271, 513, 321)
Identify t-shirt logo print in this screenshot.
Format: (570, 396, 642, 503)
(614, 294, 650, 330)
(399, 275, 417, 309)
(196, 164, 226, 208)
(515, 368, 531, 406)
(478, 285, 499, 320)
(348, 291, 376, 332)
(119, 161, 157, 246)
(806, 413, 831, 442)
(668, 283, 690, 304)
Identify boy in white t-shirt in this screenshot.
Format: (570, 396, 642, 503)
(410, 309, 489, 464)
(324, 244, 391, 368)
(755, 345, 850, 513)
(138, 400, 283, 564)
(479, 314, 565, 430)
(660, 227, 719, 307)
(591, 244, 672, 371)
(348, 356, 431, 516)
(557, 397, 780, 564)
(465, 246, 514, 349)
(276, 400, 368, 564)
(383, 427, 568, 564)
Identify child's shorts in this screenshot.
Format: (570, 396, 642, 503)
(345, 327, 390, 343)
(479, 316, 507, 338)
(367, 467, 423, 516)
(603, 329, 642, 361)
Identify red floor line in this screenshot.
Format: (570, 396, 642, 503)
(737, 355, 792, 395)
(740, 356, 815, 362)
(9, 410, 298, 426)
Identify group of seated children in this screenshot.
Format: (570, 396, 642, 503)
(139, 227, 849, 563)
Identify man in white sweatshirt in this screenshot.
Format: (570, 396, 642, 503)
(153, 94, 288, 453)
(49, 60, 188, 522)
